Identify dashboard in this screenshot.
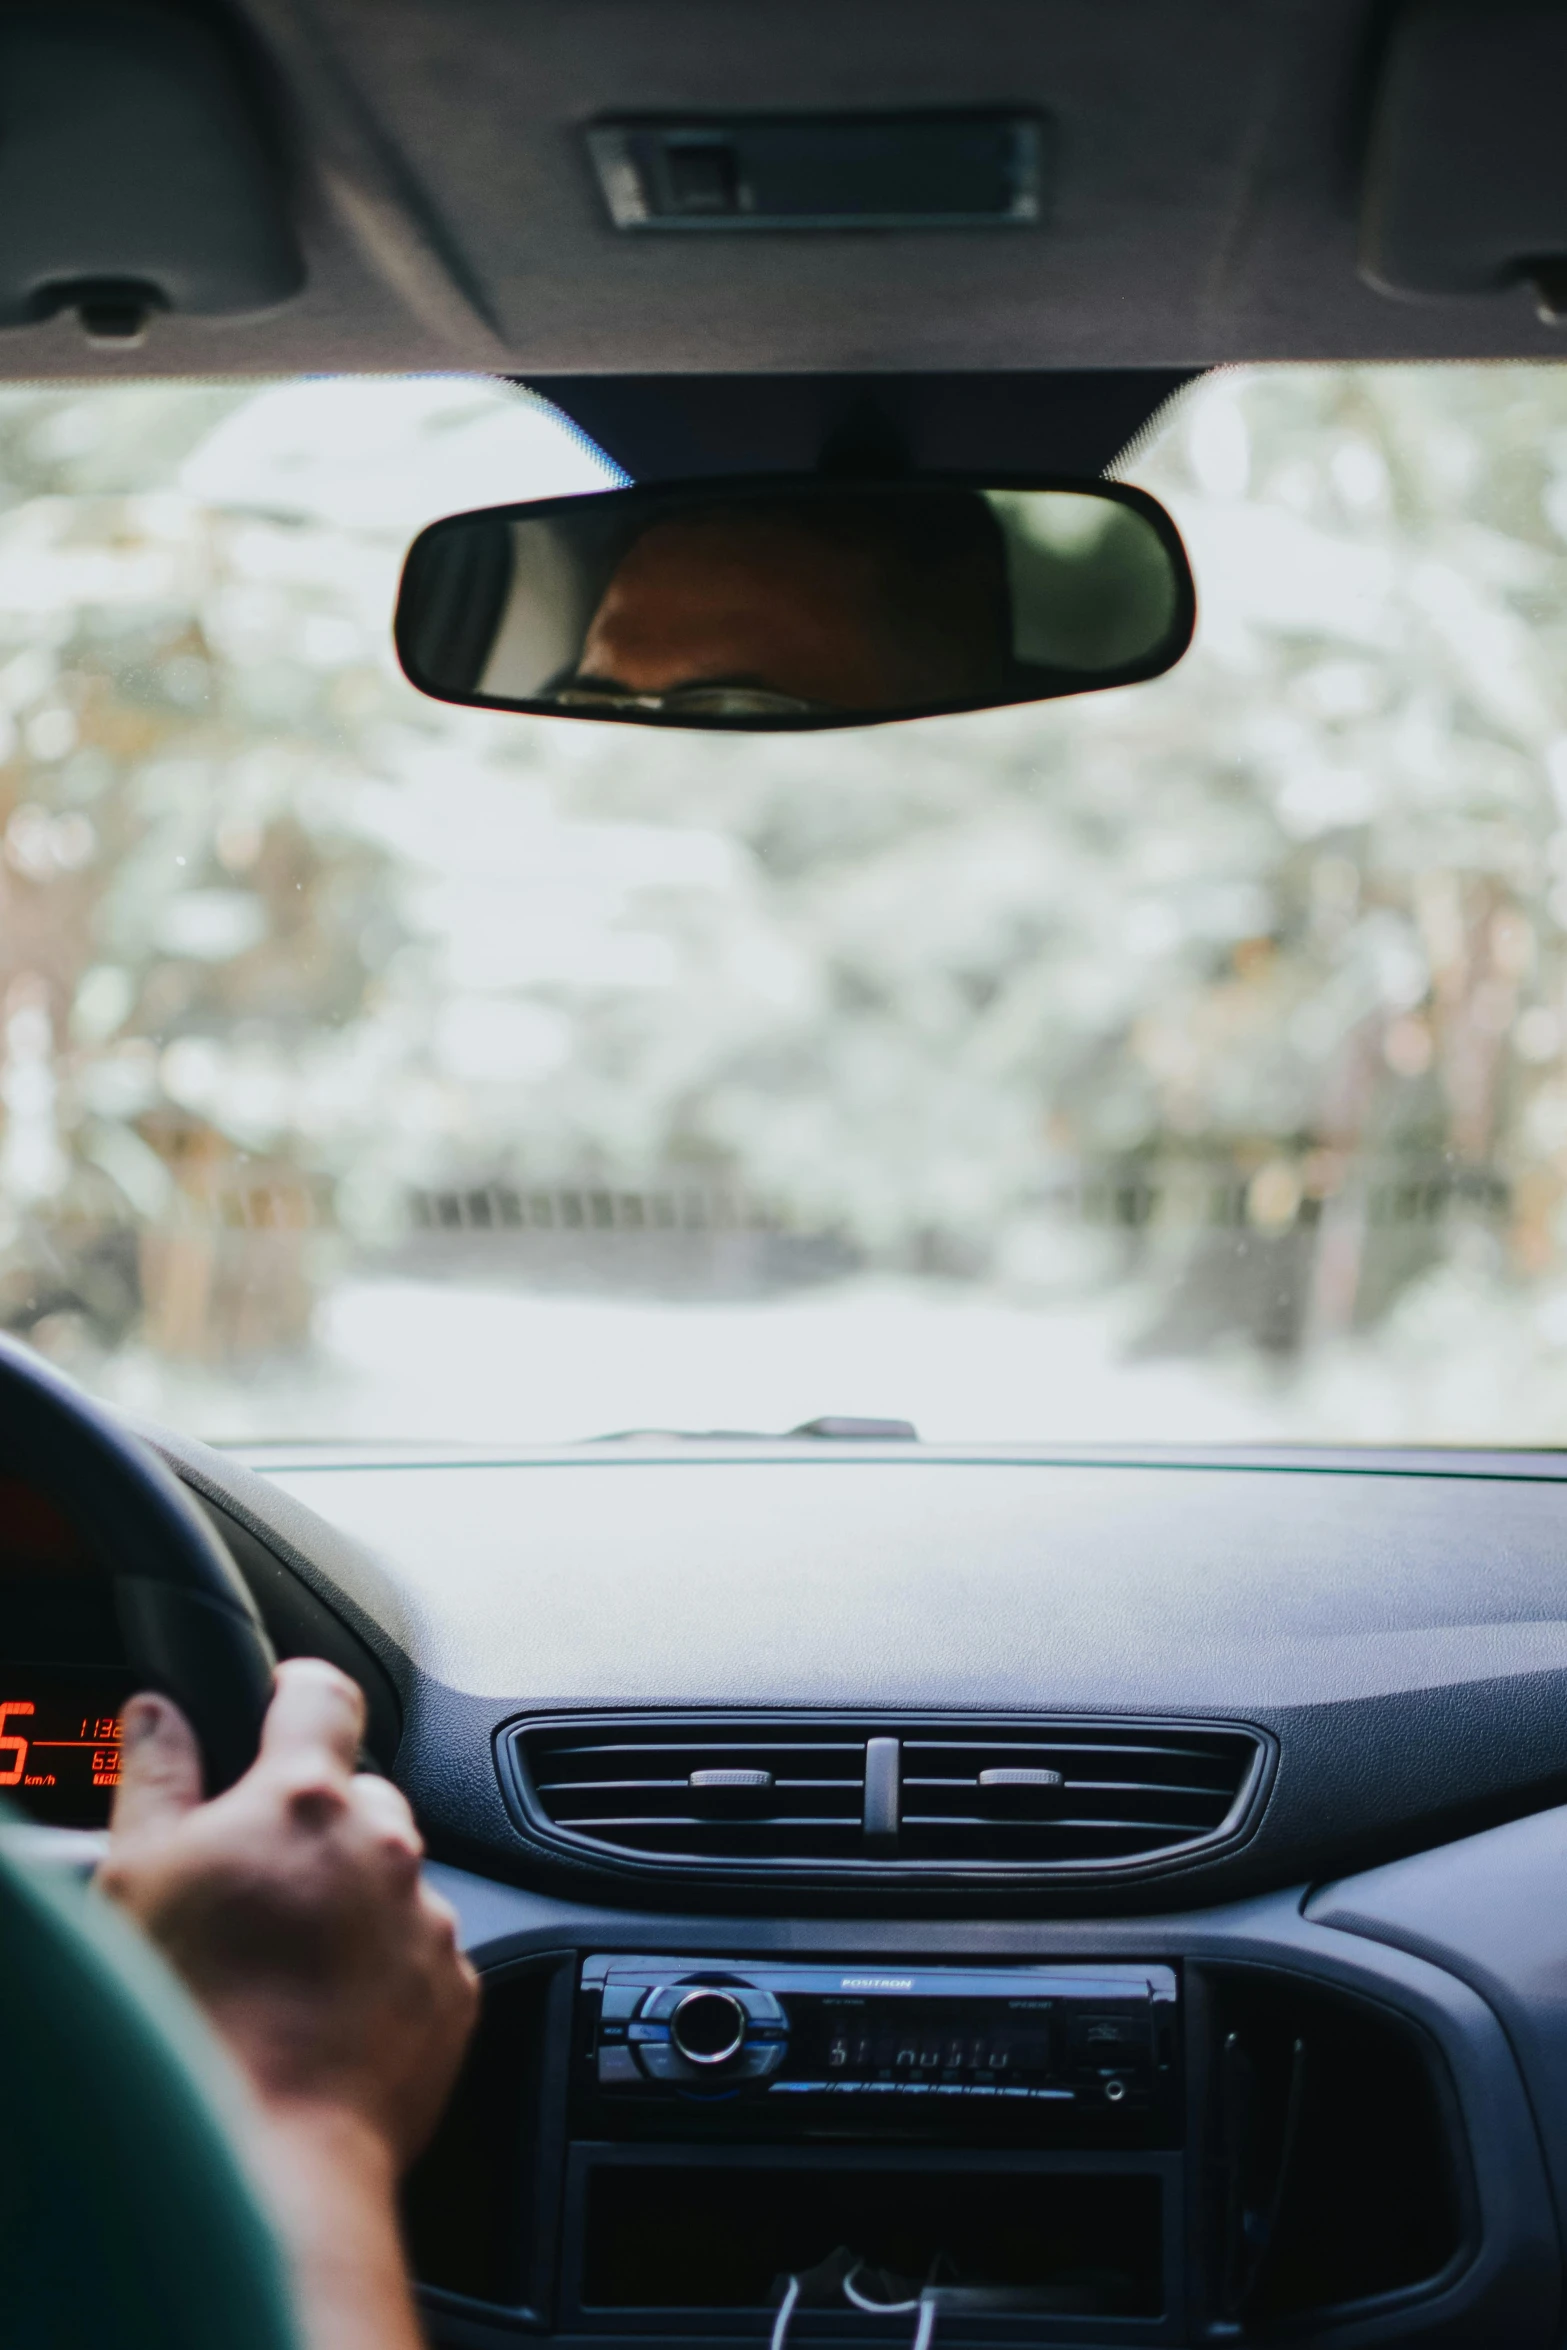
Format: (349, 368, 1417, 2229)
(10, 1430, 1567, 2346)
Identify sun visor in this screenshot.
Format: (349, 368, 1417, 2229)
(1361, 0, 1567, 321)
(0, 0, 302, 344)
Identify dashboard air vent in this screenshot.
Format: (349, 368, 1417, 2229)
(500, 1713, 1270, 1886)
(896, 1725, 1257, 1863)
(513, 1720, 865, 1862)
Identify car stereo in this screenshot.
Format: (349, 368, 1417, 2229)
(580, 1955, 1181, 2140)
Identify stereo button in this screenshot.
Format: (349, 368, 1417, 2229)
(597, 2048, 642, 2087)
(1067, 2014, 1147, 2072)
(733, 2042, 787, 2080)
(600, 1986, 644, 2022)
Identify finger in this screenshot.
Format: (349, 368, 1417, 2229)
(350, 1771, 424, 1857)
(257, 1657, 365, 1782)
(109, 1693, 203, 1838)
(418, 1881, 466, 1953)
(347, 1773, 424, 1885)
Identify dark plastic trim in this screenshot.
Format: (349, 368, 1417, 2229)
(559, 2141, 1186, 2341)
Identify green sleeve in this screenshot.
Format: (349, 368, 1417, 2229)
(0, 1822, 302, 2350)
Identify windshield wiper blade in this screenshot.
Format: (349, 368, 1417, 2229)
(792, 1415, 918, 1440)
(584, 1415, 919, 1443)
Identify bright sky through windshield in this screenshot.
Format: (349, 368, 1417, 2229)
(3, 367, 1567, 1444)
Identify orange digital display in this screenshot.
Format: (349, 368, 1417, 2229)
(0, 1675, 134, 1825)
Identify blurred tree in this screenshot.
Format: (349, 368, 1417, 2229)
(4, 367, 1567, 1440)
(0, 388, 399, 1360)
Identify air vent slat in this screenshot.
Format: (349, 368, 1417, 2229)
(901, 1814, 1218, 1835)
(904, 1776, 1231, 1796)
(504, 1713, 1267, 1880)
(568, 1815, 863, 1832)
(540, 1742, 867, 1760)
(540, 1767, 859, 1785)
(905, 1737, 1239, 1755)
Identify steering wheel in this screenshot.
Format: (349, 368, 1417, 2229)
(0, 1333, 275, 1796)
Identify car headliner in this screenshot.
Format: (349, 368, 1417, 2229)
(1, 0, 1563, 469)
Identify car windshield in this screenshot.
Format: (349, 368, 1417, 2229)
(4, 365, 1567, 1446)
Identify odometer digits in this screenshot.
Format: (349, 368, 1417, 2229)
(0, 1675, 134, 1824)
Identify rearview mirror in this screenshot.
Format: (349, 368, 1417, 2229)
(394, 474, 1195, 730)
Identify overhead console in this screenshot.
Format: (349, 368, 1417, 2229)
(405, 1943, 1488, 2347)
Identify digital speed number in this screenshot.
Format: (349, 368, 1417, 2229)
(0, 1676, 131, 1823)
(0, 1700, 123, 1791)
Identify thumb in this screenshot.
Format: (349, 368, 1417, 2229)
(109, 1693, 203, 1838)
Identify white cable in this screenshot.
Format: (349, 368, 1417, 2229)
(910, 2293, 938, 2350)
(770, 2274, 802, 2350)
(843, 2264, 920, 2315)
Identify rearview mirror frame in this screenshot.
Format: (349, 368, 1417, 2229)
(394, 471, 1197, 733)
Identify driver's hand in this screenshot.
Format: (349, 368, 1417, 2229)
(98, 1657, 478, 2171)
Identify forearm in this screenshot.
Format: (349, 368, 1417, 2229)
(249, 2101, 426, 2350)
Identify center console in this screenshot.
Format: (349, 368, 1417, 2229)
(406, 1940, 1471, 2347)
(570, 1956, 1183, 2336)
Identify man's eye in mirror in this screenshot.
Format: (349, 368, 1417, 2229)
(394, 475, 1195, 732)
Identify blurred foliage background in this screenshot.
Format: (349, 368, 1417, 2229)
(4, 364, 1567, 1443)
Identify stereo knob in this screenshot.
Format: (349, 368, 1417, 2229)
(670, 1987, 748, 2068)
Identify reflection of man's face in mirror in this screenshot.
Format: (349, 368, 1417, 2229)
(574, 492, 1011, 713)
